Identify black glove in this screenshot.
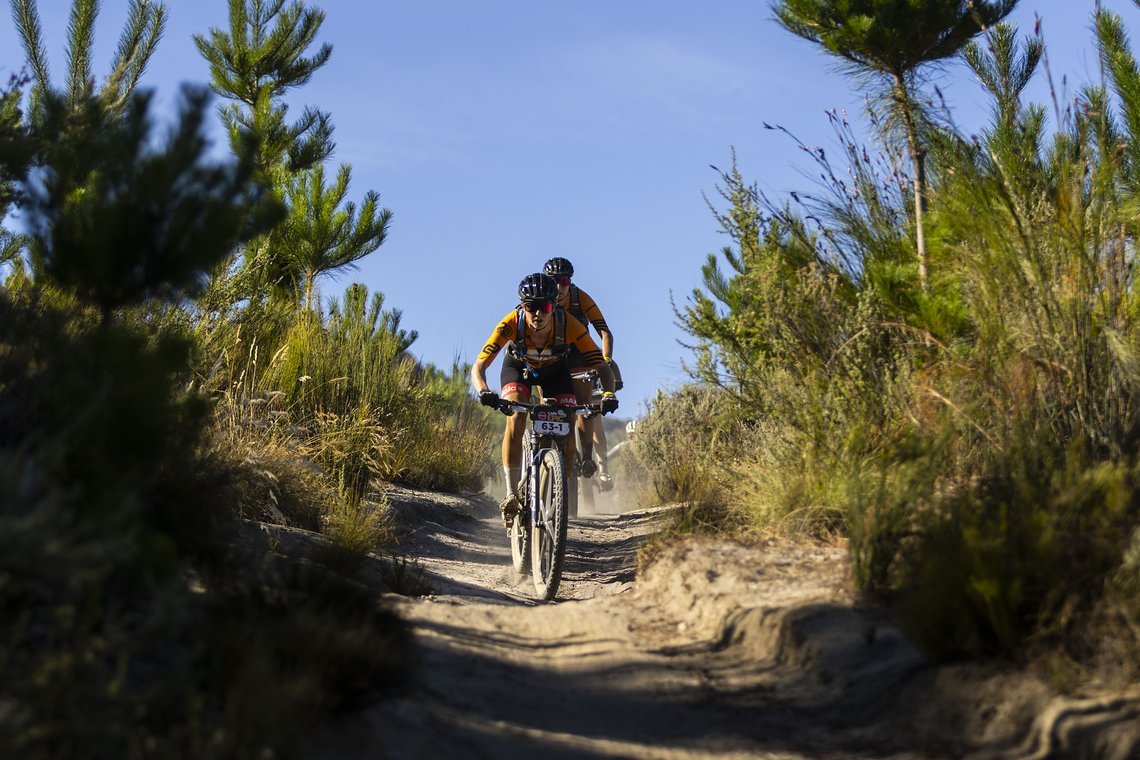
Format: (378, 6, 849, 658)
(479, 390, 500, 408)
(600, 392, 618, 415)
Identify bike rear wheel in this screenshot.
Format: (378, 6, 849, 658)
(570, 425, 590, 518)
(510, 510, 530, 574)
(579, 472, 595, 513)
(530, 447, 568, 600)
(511, 433, 534, 573)
(568, 470, 579, 518)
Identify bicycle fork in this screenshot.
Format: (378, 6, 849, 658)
(527, 434, 547, 529)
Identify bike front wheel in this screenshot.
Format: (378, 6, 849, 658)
(530, 447, 569, 601)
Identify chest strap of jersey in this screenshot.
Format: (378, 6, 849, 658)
(508, 306, 568, 362)
(569, 285, 585, 323)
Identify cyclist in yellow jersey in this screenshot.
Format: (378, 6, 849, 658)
(472, 273, 617, 525)
(543, 257, 622, 489)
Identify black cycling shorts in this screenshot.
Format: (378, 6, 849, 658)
(500, 353, 574, 399)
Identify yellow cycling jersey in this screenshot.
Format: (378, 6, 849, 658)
(478, 307, 604, 368)
(560, 285, 610, 337)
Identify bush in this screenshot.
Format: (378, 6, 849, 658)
(633, 385, 734, 508)
(0, 89, 409, 756)
(205, 285, 494, 498)
(668, 16, 1140, 673)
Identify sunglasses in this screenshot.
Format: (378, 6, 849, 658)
(555, 276, 571, 287)
(522, 301, 554, 314)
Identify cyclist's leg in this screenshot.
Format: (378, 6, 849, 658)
(596, 359, 621, 486)
(567, 347, 595, 472)
(593, 416, 610, 477)
(500, 356, 531, 506)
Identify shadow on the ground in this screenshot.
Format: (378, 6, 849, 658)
(317, 604, 996, 760)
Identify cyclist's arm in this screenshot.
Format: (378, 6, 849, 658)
(471, 358, 492, 395)
(471, 311, 516, 394)
(578, 288, 614, 359)
(566, 315, 615, 394)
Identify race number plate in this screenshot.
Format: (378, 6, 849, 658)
(532, 418, 571, 437)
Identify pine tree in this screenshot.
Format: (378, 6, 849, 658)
(195, 0, 391, 311)
(5, 0, 167, 277)
(772, 0, 1018, 291)
(962, 22, 1046, 199)
(22, 86, 282, 320)
(278, 163, 392, 312)
(0, 76, 26, 269)
(193, 0, 333, 182)
(10, 0, 166, 121)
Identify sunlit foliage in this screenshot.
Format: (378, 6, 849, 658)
(666, 7, 1140, 674)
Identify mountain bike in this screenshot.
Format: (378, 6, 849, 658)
(497, 397, 597, 601)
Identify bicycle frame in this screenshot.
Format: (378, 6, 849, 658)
(501, 399, 595, 527)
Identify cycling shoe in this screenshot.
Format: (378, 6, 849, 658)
(499, 494, 521, 528)
(597, 473, 613, 492)
(578, 459, 598, 478)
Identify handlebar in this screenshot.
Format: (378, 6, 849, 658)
(497, 399, 600, 419)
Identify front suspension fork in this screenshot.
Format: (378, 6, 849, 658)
(528, 435, 543, 527)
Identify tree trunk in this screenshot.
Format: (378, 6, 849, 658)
(895, 73, 929, 292)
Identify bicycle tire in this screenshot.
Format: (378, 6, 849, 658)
(568, 475, 579, 518)
(567, 471, 579, 519)
(579, 475, 595, 513)
(511, 431, 535, 573)
(570, 424, 590, 518)
(530, 447, 568, 601)
(510, 509, 530, 574)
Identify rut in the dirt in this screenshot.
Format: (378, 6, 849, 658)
(311, 487, 1140, 760)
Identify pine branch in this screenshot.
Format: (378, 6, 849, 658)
(11, 0, 51, 107)
(65, 0, 97, 104)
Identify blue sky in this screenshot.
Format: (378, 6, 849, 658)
(0, 1, 1132, 412)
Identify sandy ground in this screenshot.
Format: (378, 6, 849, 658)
(308, 486, 1140, 759)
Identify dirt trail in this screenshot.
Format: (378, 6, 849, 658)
(311, 487, 1140, 759)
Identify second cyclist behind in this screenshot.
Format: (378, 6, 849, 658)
(543, 256, 622, 490)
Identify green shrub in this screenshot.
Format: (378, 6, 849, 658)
(633, 385, 734, 506)
(245, 286, 494, 492)
(878, 438, 1138, 659)
(669, 15, 1140, 672)
(0, 88, 408, 755)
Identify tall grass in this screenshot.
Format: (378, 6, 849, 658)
(665, 15, 1140, 673)
(259, 285, 492, 489)
(196, 281, 493, 556)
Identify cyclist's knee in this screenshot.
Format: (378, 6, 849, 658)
(505, 414, 526, 442)
(502, 381, 529, 402)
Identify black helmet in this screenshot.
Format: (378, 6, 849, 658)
(543, 257, 574, 278)
(518, 272, 559, 304)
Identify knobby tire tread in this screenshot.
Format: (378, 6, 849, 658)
(531, 447, 568, 601)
